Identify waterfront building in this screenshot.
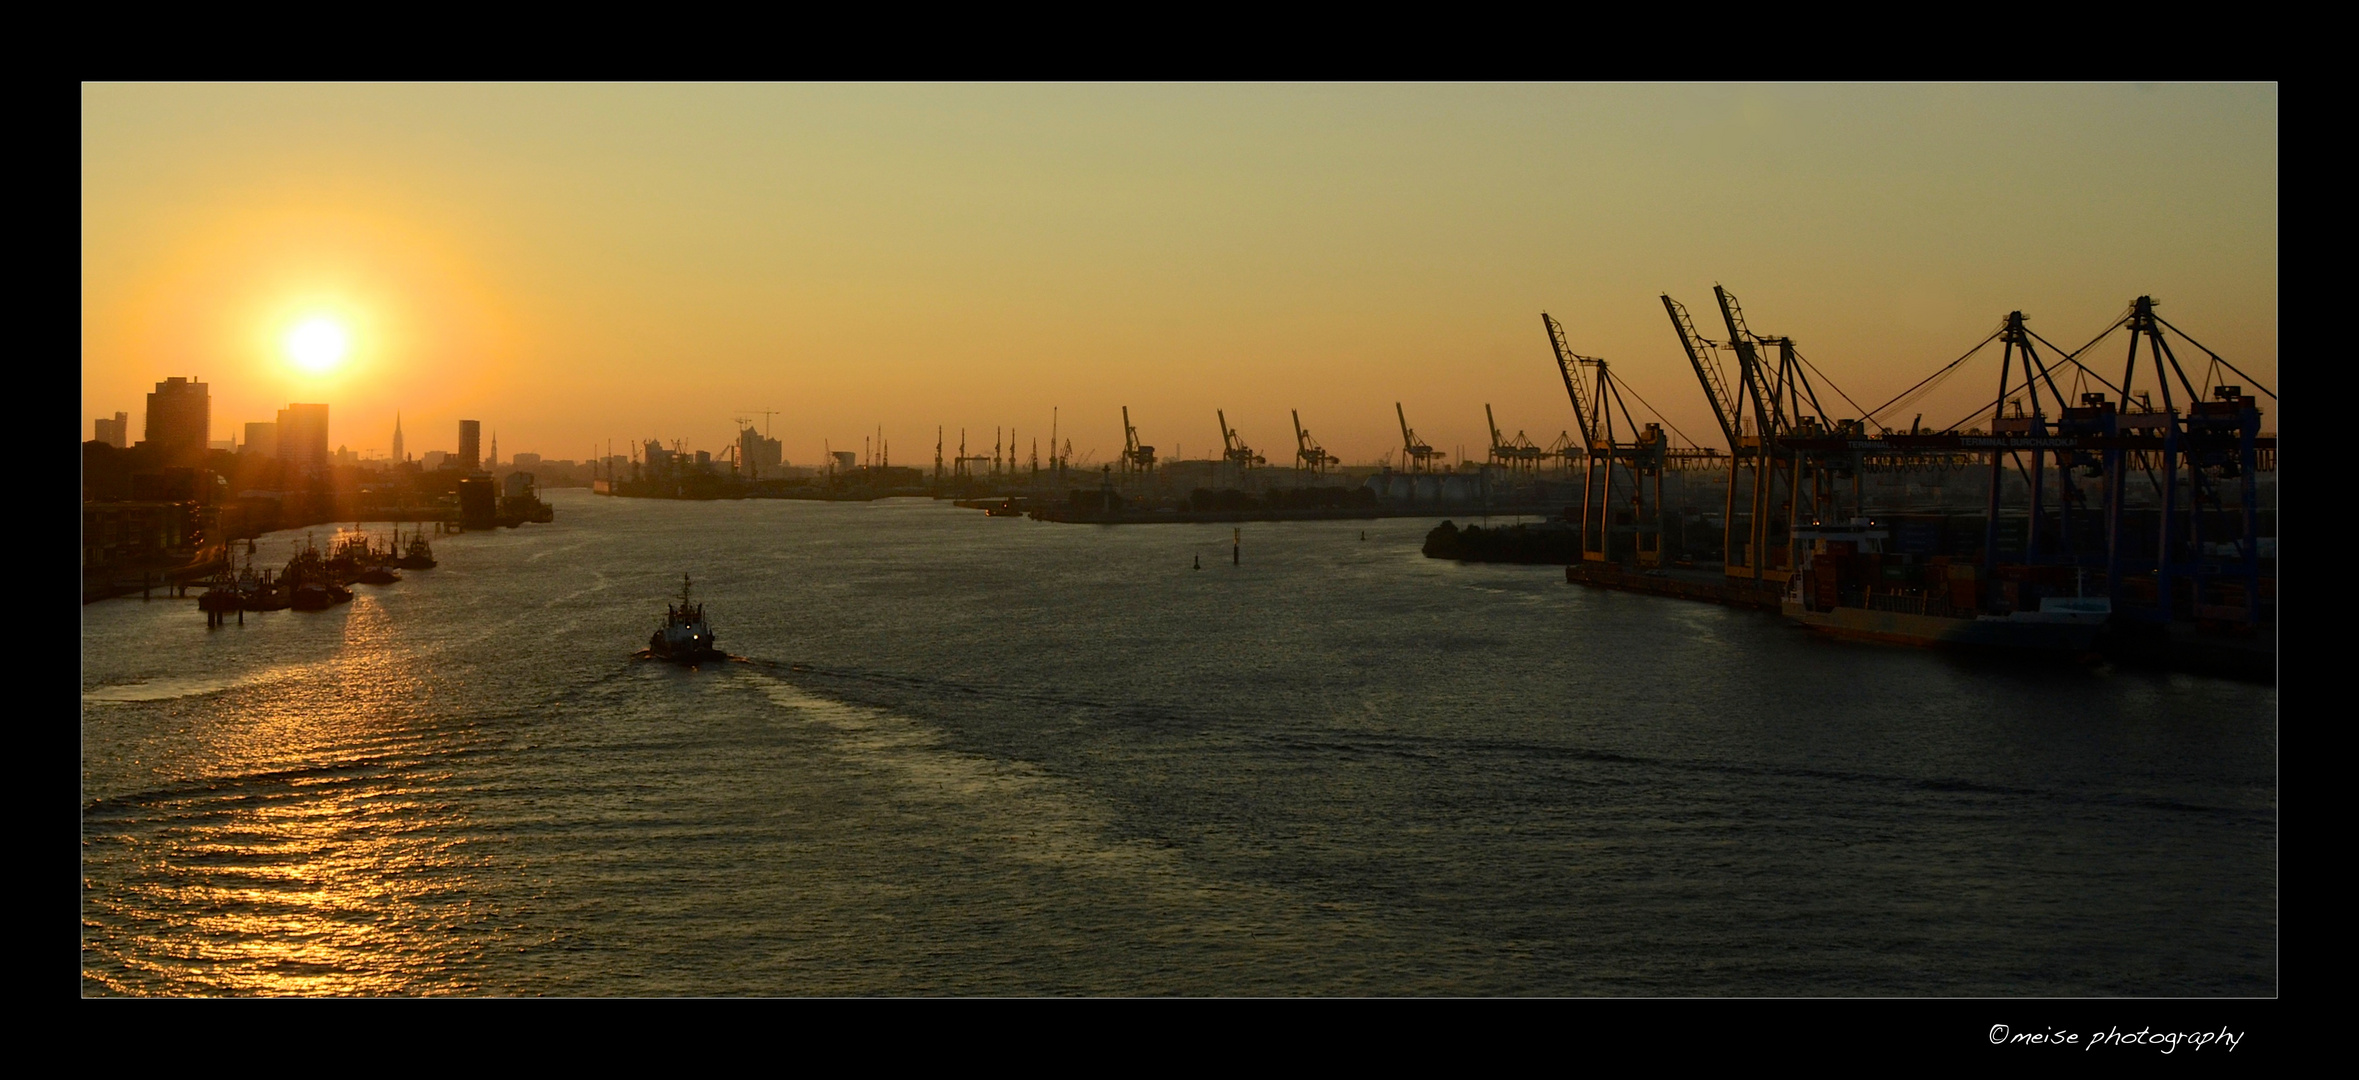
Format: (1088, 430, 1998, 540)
(459, 420, 481, 472)
(143, 377, 209, 468)
(739, 426, 783, 478)
(94, 412, 128, 449)
(276, 403, 330, 479)
(512, 452, 542, 474)
(243, 422, 278, 459)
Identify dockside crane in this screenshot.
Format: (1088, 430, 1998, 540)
(1540, 317, 1670, 568)
(1683, 285, 1821, 584)
(1120, 407, 1156, 475)
(1395, 403, 1445, 472)
(1217, 410, 1265, 471)
(1712, 285, 1833, 442)
(1292, 410, 1339, 473)
(1665, 291, 1770, 576)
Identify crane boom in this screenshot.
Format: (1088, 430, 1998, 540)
(1712, 285, 1782, 441)
(1542, 313, 1601, 447)
(1662, 294, 1743, 452)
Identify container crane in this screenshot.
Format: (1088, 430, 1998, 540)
(1217, 410, 1265, 470)
(1674, 285, 1825, 585)
(1395, 403, 1444, 472)
(1292, 410, 1339, 473)
(1543, 312, 1685, 565)
(1120, 407, 1156, 474)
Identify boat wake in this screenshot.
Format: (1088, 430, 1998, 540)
(629, 649, 751, 664)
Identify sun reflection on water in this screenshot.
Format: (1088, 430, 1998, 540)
(85, 593, 504, 996)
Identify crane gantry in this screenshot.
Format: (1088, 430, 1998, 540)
(1542, 312, 1669, 567)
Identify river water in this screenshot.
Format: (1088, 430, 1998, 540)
(80, 488, 2276, 996)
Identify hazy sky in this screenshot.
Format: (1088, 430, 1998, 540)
(82, 83, 2277, 468)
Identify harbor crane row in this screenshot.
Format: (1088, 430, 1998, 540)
(1486, 404, 1548, 471)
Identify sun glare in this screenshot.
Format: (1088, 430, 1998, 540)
(285, 316, 350, 373)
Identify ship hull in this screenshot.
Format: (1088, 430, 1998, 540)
(648, 625, 722, 664)
(1782, 600, 2104, 653)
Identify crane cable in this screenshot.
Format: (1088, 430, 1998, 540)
(1604, 374, 1705, 450)
(2153, 314, 2275, 400)
(1786, 347, 1879, 433)
(1863, 328, 2003, 430)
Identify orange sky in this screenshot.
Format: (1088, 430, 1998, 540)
(82, 83, 2277, 468)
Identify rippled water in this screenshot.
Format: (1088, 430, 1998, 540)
(80, 489, 2277, 996)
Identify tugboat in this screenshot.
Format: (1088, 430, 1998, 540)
(647, 575, 724, 664)
(397, 532, 437, 570)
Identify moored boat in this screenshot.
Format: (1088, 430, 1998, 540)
(397, 534, 437, 570)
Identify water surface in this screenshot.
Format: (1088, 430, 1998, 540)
(80, 489, 2277, 995)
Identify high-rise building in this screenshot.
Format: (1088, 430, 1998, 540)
(144, 377, 209, 467)
(459, 420, 481, 472)
(276, 404, 330, 479)
(94, 412, 128, 448)
(738, 425, 783, 478)
(392, 411, 404, 463)
(243, 422, 279, 459)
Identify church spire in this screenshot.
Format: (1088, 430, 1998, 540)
(392, 410, 405, 462)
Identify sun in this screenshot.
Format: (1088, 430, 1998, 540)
(284, 316, 350, 373)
